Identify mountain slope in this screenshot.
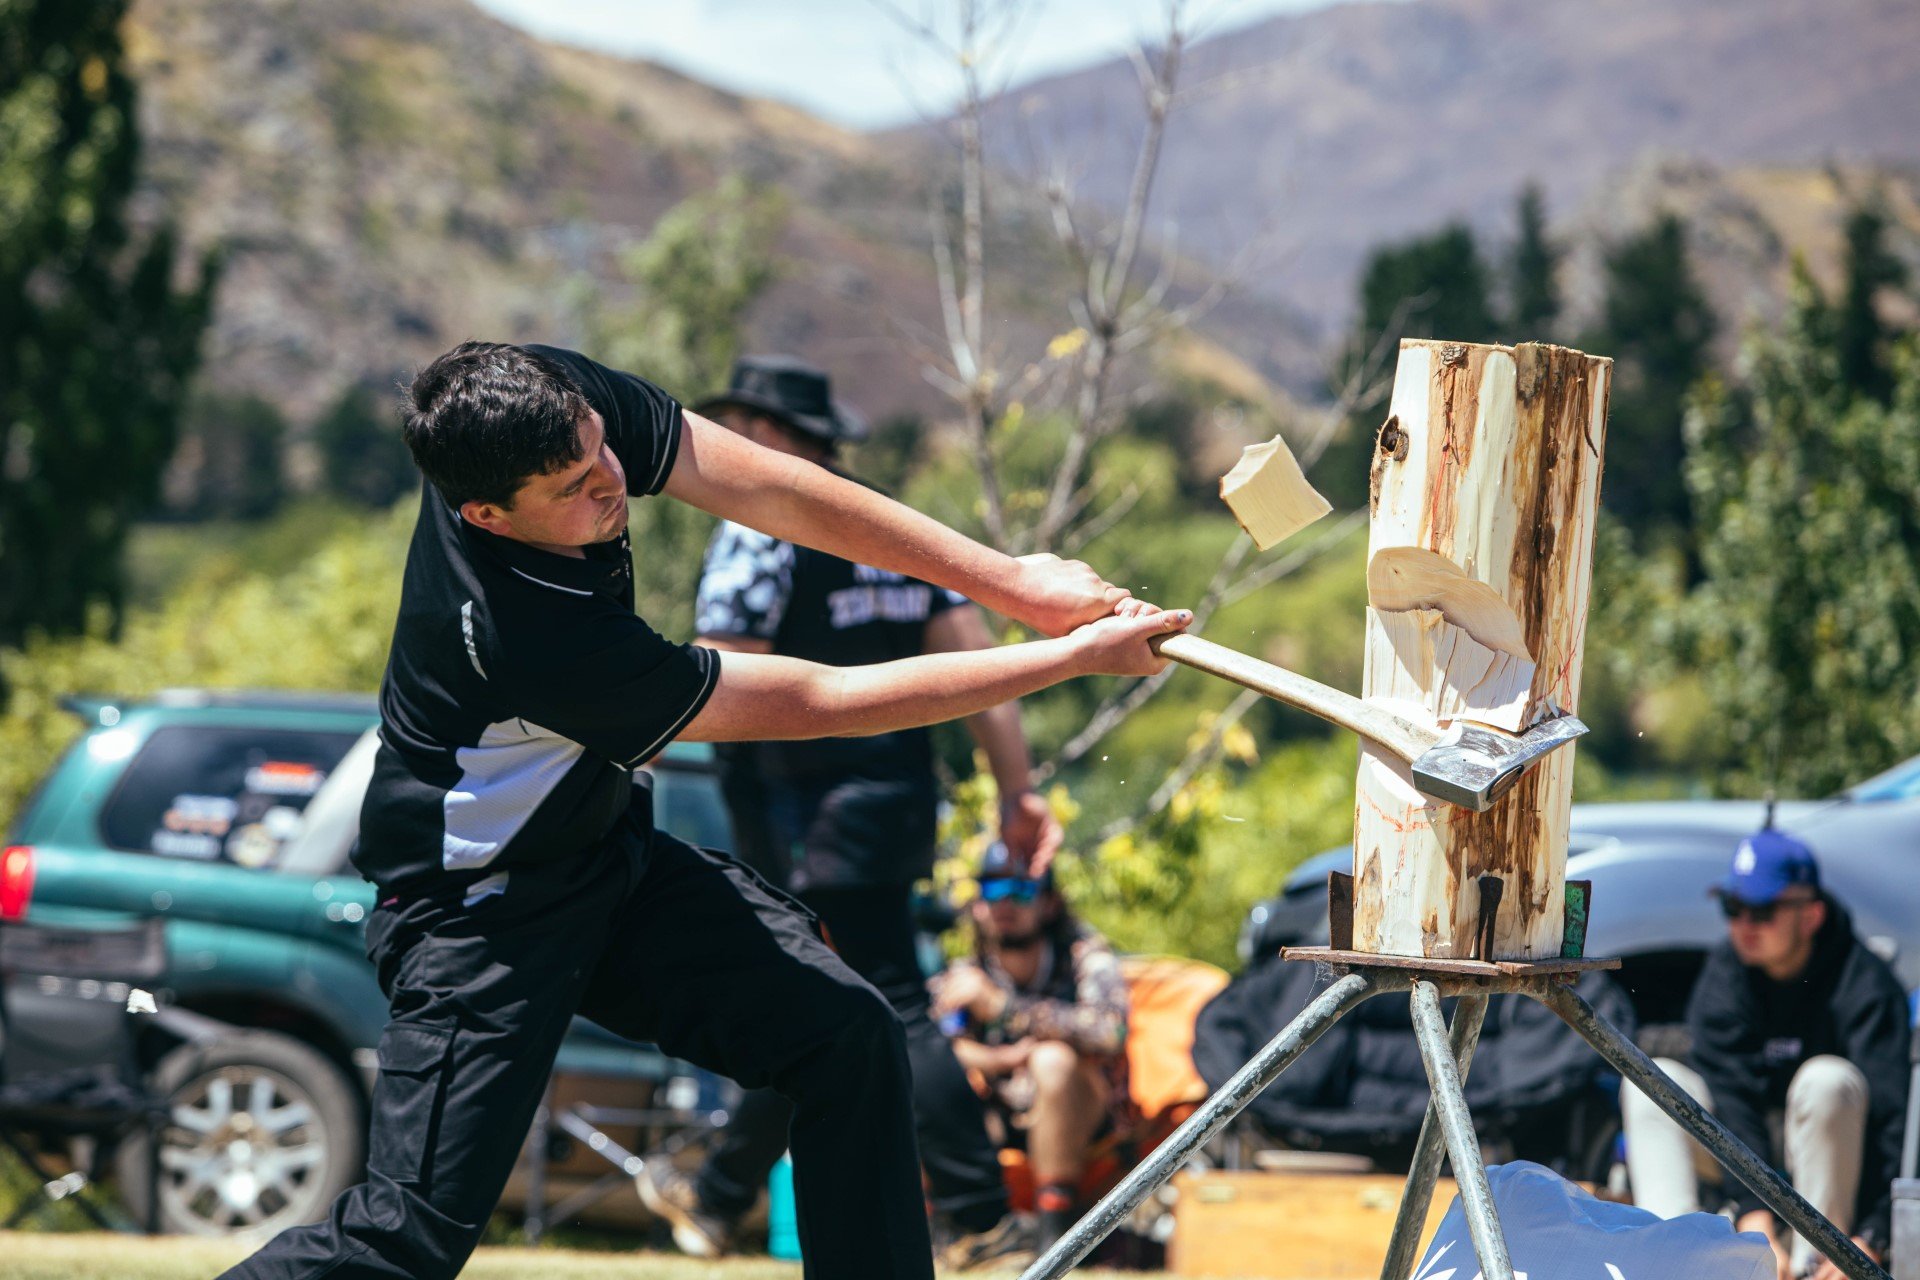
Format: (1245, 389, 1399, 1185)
(981, 0, 1920, 332)
(123, 0, 1310, 438)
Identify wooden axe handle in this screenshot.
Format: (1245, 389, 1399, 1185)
(1150, 632, 1438, 764)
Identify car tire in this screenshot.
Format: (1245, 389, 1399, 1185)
(117, 1030, 365, 1237)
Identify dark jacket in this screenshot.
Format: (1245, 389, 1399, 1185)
(1687, 896, 1910, 1250)
(1192, 958, 1631, 1161)
(695, 510, 965, 892)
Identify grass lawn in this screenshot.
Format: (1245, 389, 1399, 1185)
(0, 1232, 1166, 1279)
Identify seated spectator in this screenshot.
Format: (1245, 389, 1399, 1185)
(1621, 827, 1908, 1280)
(932, 843, 1129, 1253)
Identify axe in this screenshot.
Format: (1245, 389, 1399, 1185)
(1149, 633, 1586, 812)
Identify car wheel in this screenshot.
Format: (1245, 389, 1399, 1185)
(117, 1030, 364, 1237)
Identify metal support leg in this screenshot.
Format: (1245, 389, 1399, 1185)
(1019, 970, 1405, 1280)
(1409, 981, 1513, 1280)
(1541, 982, 1891, 1280)
(1380, 992, 1489, 1280)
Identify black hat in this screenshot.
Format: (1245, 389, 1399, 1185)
(694, 355, 869, 444)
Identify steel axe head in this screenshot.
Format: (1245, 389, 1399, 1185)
(1410, 714, 1588, 812)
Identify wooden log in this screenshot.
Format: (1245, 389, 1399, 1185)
(1351, 340, 1609, 960)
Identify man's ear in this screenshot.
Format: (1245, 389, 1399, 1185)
(459, 499, 514, 537)
(1805, 898, 1828, 936)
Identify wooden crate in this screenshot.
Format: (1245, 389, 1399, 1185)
(1170, 1168, 1455, 1279)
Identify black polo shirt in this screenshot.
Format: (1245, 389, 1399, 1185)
(695, 513, 965, 890)
(354, 346, 720, 893)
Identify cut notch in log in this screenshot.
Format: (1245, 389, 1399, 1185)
(1367, 547, 1533, 662)
(1220, 433, 1331, 550)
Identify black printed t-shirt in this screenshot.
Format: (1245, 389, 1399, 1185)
(695, 508, 965, 890)
(354, 346, 720, 893)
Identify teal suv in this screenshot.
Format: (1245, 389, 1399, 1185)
(3, 690, 734, 1236)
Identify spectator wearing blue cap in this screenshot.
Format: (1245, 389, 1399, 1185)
(1621, 827, 1910, 1280)
(931, 842, 1130, 1257)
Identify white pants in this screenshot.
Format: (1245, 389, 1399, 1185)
(1621, 1055, 1869, 1276)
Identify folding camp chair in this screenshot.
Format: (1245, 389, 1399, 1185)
(0, 915, 221, 1232)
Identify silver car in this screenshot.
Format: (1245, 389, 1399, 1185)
(1249, 753, 1920, 1043)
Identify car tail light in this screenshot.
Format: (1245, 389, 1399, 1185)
(0, 845, 35, 920)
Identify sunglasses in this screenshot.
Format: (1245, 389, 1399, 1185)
(978, 877, 1043, 904)
(1719, 895, 1812, 924)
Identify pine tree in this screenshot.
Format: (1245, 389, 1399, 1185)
(1682, 267, 1920, 795)
(0, 0, 218, 648)
(1836, 198, 1908, 405)
(1586, 213, 1715, 540)
(317, 383, 415, 508)
(1507, 182, 1560, 337)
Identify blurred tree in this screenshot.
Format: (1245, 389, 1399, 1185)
(0, 0, 219, 652)
(1506, 182, 1561, 337)
(1835, 198, 1908, 405)
(1681, 268, 1920, 796)
(1316, 222, 1499, 507)
(1585, 213, 1716, 541)
(585, 175, 785, 403)
(316, 382, 415, 507)
(171, 392, 288, 520)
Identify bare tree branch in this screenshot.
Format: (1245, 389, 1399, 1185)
(1095, 686, 1262, 843)
(1220, 509, 1366, 606)
(1062, 482, 1143, 555)
(1032, 0, 1191, 553)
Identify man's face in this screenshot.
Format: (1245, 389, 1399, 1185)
(461, 410, 628, 552)
(1723, 890, 1824, 971)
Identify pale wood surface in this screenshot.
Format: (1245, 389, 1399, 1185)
(1220, 433, 1333, 550)
(1351, 341, 1610, 960)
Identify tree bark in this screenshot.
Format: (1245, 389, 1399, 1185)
(1351, 340, 1610, 960)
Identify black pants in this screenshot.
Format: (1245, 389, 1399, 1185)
(220, 823, 932, 1280)
(697, 882, 1009, 1233)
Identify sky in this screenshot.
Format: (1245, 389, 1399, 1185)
(470, 0, 1345, 130)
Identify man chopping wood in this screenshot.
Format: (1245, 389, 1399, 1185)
(218, 341, 1190, 1280)
(636, 356, 1057, 1270)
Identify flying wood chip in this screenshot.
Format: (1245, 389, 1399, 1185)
(1219, 434, 1332, 550)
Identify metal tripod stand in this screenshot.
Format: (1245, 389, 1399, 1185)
(1018, 948, 1892, 1280)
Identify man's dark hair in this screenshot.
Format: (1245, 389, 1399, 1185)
(402, 342, 590, 508)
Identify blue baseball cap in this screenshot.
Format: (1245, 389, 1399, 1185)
(1717, 828, 1820, 905)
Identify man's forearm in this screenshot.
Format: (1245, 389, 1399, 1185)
(680, 639, 1087, 744)
(666, 413, 1029, 617)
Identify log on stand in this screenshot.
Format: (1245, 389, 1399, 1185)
(1352, 340, 1610, 961)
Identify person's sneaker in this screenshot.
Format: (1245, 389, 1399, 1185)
(936, 1212, 1039, 1272)
(636, 1160, 732, 1258)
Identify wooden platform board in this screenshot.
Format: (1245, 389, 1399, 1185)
(1282, 946, 1620, 978)
(1170, 1169, 1455, 1279)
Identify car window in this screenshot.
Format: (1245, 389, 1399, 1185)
(1849, 754, 1920, 803)
(100, 725, 360, 867)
